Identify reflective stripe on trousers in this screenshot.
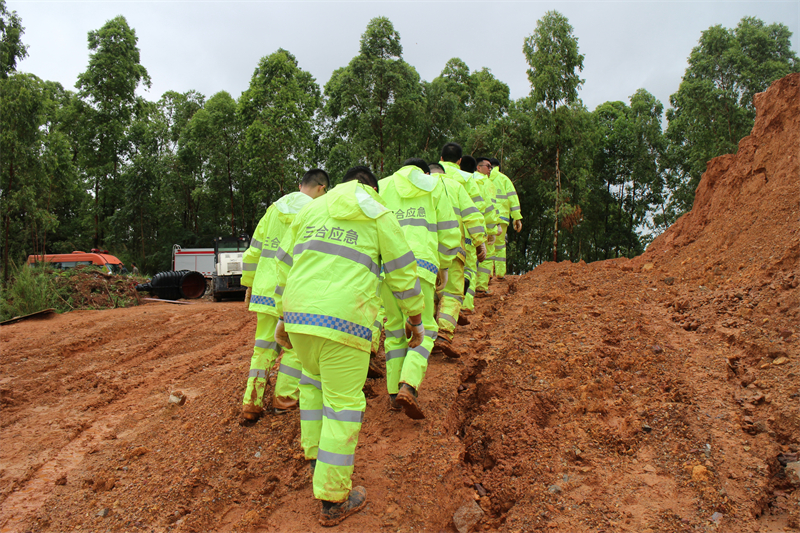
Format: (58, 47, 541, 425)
(382, 278, 437, 394)
(243, 313, 282, 409)
(291, 332, 368, 502)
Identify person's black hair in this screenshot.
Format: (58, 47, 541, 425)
(460, 155, 477, 173)
(402, 158, 430, 174)
(343, 166, 379, 193)
(428, 162, 444, 173)
(488, 157, 500, 169)
(476, 157, 491, 165)
(301, 168, 330, 188)
(440, 142, 462, 163)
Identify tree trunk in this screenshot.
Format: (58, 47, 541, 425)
(552, 145, 561, 262)
(3, 160, 15, 285)
(227, 158, 235, 236)
(93, 176, 100, 249)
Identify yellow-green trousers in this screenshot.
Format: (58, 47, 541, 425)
(370, 278, 385, 354)
(493, 223, 508, 277)
(292, 333, 367, 502)
(382, 277, 437, 394)
(437, 257, 465, 340)
(462, 262, 475, 311)
(243, 312, 301, 410)
(477, 240, 495, 291)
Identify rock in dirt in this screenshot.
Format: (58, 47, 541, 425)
(168, 391, 187, 406)
(453, 500, 484, 533)
(691, 465, 710, 482)
(97, 508, 110, 518)
(772, 357, 789, 366)
(548, 484, 562, 494)
(786, 462, 800, 487)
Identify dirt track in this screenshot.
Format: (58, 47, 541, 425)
(0, 74, 798, 533)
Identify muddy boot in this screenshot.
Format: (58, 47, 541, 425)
(475, 290, 491, 298)
(457, 312, 470, 326)
(388, 394, 401, 411)
(273, 395, 298, 415)
(395, 383, 425, 420)
(367, 352, 385, 378)
(241, 403, 263, 422)
(319, 486, 367, 527)
(433, 337, 461, 359)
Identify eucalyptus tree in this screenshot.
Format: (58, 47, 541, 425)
(323, 17, 423, 177)
(523, 10, 585, 261)
(0, 0, 28, 78)
(75, 15, 151, 248)
(587, 90, 666, 260)
(665, 17, 798, 222)
(181, 91, 243, 238)
(238, 48, 320, 227)
(0, 74, 81, 282)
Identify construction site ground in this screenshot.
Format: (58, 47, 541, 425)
(1, 74, 798, 533)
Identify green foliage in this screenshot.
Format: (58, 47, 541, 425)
(5, 12, 798, 283)
(523, 10, 584, 112)
(0, 262, 61, 320)
(0, 0, 28, 78)
(239, 49, 321, 212)
(75, 15, 151, 249)
(322, 17, 423, 177)
(664, 17, 799, 222)
(520, 10, 585, 262)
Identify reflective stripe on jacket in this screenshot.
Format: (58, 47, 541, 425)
(378, 165, 461, 286)
(275, 181, 424, 353)
(248, 192, 314, 315)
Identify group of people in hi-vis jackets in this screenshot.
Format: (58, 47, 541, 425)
(237, 142, 522, 526)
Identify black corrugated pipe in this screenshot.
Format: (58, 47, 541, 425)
(136, 271, 207, 300)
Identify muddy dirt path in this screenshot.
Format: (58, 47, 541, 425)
(1, 262, 797, 532)
(2, 73, 798, 533)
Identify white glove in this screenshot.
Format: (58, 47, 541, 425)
(275, 319, 293, 349)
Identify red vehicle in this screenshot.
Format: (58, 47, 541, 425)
(27, 250, 127, 274)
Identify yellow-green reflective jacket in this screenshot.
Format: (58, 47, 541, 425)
(490, 168, 522, 222)
(474, 172, 500, 236)
(378, 165, 462, 286)
(275, 181, 423, 353)
(245, 191, 314, 315)
(439, 161, 487, 248)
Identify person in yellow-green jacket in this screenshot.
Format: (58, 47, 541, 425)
(436, 144, 487, 353)
(488, 157, 522, 280)
(378, 158, 461, 419)
(239, 169, 329, 421)
(472, 157, 501, 297)
(273, 167, 425, 527)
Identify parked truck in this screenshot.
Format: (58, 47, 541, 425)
(172, 245, 215, 278)
(211, 235, 250, 302)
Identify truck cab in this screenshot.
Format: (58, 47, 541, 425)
(211, 235, 249, 301)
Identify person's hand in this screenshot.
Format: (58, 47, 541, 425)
(513, 219, 522, 233)
(244, 287, 252, 305)
(405, 316, 424, 348)
(487, 234, 496, 246)
(275, 319, 293, 349)
(435, 269, 449, 291)
(477, 244, 487, 263)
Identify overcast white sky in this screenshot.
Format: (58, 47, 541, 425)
(9, 0, 799, 114)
